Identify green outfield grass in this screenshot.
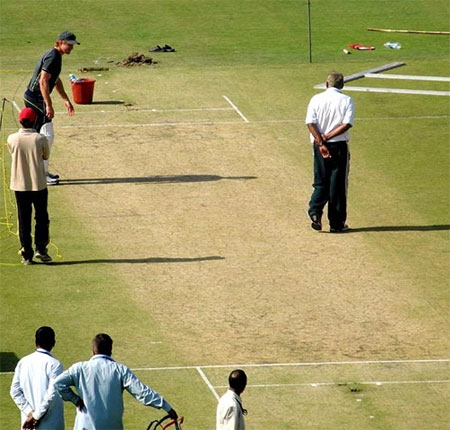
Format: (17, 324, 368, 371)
(1, 1, 449, 429)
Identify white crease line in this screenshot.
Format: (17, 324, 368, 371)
(215, 379, 450, 388)
(223, 95, 249, 123)
(129, 358, 450, 372)
(52, 115, 448, 130)
(196, 367, 220, 401)
(334, 86, 450, 97)
(2, 358, 449, 376)
(55, 107, 234, 115)
(364, 73, 450, 82)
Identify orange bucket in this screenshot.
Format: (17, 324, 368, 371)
(71, 78, 96, 104)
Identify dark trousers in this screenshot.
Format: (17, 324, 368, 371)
(15, 189, 49, 259)
(308, 141, 350, 229)
(24, 91, 51, 131)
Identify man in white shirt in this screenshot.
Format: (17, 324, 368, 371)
(10, 326, 64, 429)
(305, 71, 355, 233)
(54, 333, 178, 430)
(216, 369, 247, 430)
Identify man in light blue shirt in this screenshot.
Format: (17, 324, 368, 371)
(54, 333, 178, 430)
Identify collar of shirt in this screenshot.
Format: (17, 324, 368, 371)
(20, 128, 37, 133)
(326, 87, 342, 94)
(90, 354, 115, 362)
(36, 348, 53, 357)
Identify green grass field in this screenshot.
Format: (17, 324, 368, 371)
(1, 1, 449, 429)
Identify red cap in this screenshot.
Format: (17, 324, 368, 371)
(19, 108, 37, 124)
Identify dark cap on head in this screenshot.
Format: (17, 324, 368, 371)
(58, 31, 80, 45)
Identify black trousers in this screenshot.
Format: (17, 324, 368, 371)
(24, 91, 51, 132)
(15, 189, 49, 259)
(308, 141, 350, 229)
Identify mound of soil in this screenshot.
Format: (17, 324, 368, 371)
(116, 53, 157, 67)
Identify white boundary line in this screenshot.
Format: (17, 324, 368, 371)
(223, 95, 249, 123)
(364, 73, 450, 82)
(50, 114, 448, 131)
(337, 86, 450, 97)
(196, 367, 220, 401)
(129, 358, 450, 372)
(55, 107, 234, 115)
(1, 358, 449, 376)
(215, 379, 450, 389)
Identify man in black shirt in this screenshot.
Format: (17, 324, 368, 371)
(24, 31, 80, 185)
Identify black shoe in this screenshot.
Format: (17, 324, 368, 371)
(47, 172, 60, 179)
(330, 224, 350, 233)
(309, 214, 322, 231)
(163, 44, 175, 52)
(35, 250, 52, 262)
(150, 45, 163, 52)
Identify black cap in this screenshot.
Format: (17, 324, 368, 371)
(58, 31, 80, 45)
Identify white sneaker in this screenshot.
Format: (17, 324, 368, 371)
(46, 175, 59, 186)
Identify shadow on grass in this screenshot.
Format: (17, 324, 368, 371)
(347, 225, 450, 233)
(49, 256, 225, 266)
(89, 100, 125, 105)
(0, 352, 19, 372)
(58, 175, 257, 186)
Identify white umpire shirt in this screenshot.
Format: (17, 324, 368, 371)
(305, 87, 355, 143)
(216, 389, 246, 430)
(54, 354, 173, 430)
(10, 348, 64, 429)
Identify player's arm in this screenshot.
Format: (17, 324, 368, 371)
(10, 366, 33, 416)
(54, 77, 75, 116)
(322, 123, 352, 141)
(54, 367, 84, 409)
(39, 70, 54, 119)
(122, 366, 177, 416)
(32, 362, 63, 422)
(307, 123, 330, 158)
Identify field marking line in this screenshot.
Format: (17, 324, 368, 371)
(330, 86, 450, 97)
(1, 359, 449, 376)
(129, 358, 450, 372)
(46, 114, 448, 131)
(216, 379, 450, 389)
(196, 367, 220, 401)
(55, 107, 234, 115)
(364, 73, 450, 82)
(223, 95, 249, 123)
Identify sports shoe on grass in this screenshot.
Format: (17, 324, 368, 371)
(309, 213, 322, 231)
(35, 251, 52, 262)
(47, 172, 60, 179)
(330, 224, 350, 233)
(46, 175, 59, 186)
(21, 257, 33, 265)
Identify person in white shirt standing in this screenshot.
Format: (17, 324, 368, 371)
(10, 326, 64, 430)
(216, 369, 247, 430)
(305, 71, 355, 233)
(54, 333, 178, 430)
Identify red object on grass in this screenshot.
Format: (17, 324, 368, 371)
(349, 44, 376, 50)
